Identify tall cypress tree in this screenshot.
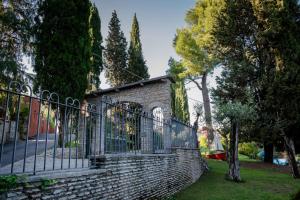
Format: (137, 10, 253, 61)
(34, 0, 91, 101)
(167, 58, 190, 122)
(104, 10, 128, 87)
(127, 14, 149, 83)
(88, 3, 103, 91)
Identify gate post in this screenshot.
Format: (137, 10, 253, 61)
(141, 112, 153, 154)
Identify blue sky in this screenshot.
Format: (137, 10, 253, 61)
(92, 0, 222, 123)
(93, 0, 195, 81)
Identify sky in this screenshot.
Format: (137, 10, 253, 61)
(93, 0, 195, 79)
(93, 0, 221, 123)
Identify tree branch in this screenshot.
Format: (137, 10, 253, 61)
(189, 77, 202, 90)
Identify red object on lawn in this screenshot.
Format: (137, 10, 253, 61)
(206, 152, 226, 161)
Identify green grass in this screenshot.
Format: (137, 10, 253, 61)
(175, 159, 300, 200)
(239, 154, 259, 162)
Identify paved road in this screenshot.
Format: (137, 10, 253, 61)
(0, 133, 57, 166)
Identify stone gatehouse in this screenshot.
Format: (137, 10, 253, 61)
(87, 75, 174, 120)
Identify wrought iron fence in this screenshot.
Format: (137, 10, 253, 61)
(0, 81, 198, 175)
(101, 98, 168, 154)
(100, 97, 197, 154)
(171, 118, 197, 149)
(0, 82, 99, 175)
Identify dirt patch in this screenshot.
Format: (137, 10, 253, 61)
(240, 161, 294, 174)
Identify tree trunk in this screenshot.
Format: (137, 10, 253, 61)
(224, 135, 229, 163)
(283, 134, 300, 179)
(263, 141, 273, 163)
(228, 121, 241, 181)
(201, 72, 214, 146)
(193, 113, 200, 148)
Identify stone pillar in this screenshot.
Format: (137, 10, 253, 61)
(99, 99, 106, 155)
(91, 98, 102, 156)
(80, 97, 103, 158)
(163, 119, 172, 153)
(141, 113, 153, 154)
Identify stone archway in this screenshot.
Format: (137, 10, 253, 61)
(86, 75, 174, 154)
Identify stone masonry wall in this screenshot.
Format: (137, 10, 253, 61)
(88, 79, 173, 120)
(4, 149, 207, 200)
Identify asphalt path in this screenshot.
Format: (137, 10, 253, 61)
(0, 133, 57, 166)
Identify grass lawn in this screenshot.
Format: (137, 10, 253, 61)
(175, 159, 300, 200)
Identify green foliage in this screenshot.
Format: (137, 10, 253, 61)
(34, 0, 91, 101)
(0, 175, 17, 193)
(40, 178, 57, 190)
(213, 0, 300, 177)
(238, 142, 259, 159)
(104, 10, 128, 87)
(127, 14, 149, 83)
(199, 135, 209, 155)
(88, 3, 103, 90)
(0, 1, 35, 83)
(174, 0, 222, 77)
(0, 175, 27, 194)
(65, 140, 80, 148)
(167, 58, 190, 122)
(174, 1, 224, 144)
(215, 101, 257, 124)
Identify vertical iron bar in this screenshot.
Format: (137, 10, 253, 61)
(53, 107, 59, 170)
(134, 111, 137, 154)
(23, 95, 32, 173)
(121, 105, 125, 153)
(33, 95, 43, 175)
(93, 113, 96, 165)
(68, 109, 73, 169)
(104, 102, 107, 153)
(88, 114, 92, 168)
(99, 100, 103, 155)
(75, 108, 80, 168)
(43, 102, 51, 171)
(11, 94, 21, 174)
(125, 109, 128, 153)
(0, 90, 10, 168)
(109, 105, 112, 153)
(114, 107, 117, 153)
(61, 106, 67, 170)
(136, 112, 141, 153)
(118, 105, 121, 153)
(82, 107, 86, 168)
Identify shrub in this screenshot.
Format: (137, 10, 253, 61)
(65, 140, 80, 148)
(0, 175, 26, 194)
(199, 135, 209, 155)
(238, 142, 259, 159)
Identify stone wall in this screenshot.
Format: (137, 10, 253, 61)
(4, 149, 207, 200)
(88, 78, 173, 120)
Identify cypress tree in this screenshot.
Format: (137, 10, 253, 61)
(167, 58, 190, 122)
(127, 13, 149, 83)
(88, 3, 103, 91)
(34, 0, 91, 101)
(104, 10, 128, 87)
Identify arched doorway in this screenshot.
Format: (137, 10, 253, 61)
(104, 101, 142, 153)
(152, 107, 164, 153)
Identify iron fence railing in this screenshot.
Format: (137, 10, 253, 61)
(171, 118, 197, 149)
(0, 81, 197, 175)
(0, 82, 99, 175)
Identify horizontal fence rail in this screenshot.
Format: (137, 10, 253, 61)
(0, 81, 198, 175)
